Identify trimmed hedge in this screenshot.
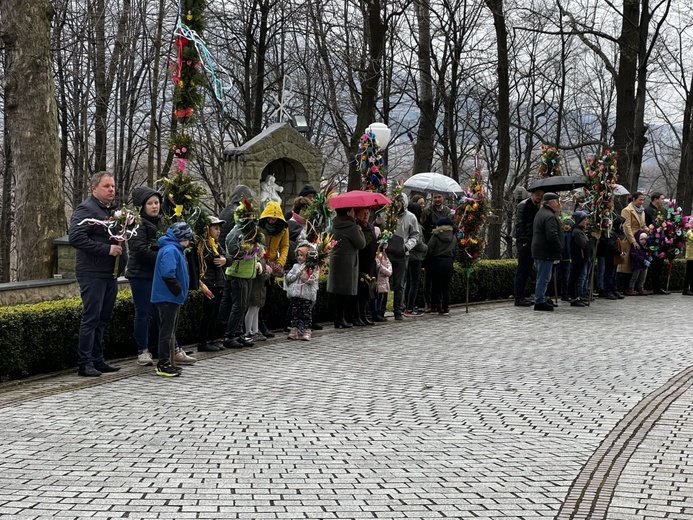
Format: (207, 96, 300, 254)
(0, 259, 687, 382)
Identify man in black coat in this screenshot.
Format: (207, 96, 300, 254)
(531, 192, 564, 311)
(644, 192, 669, 295)
(513, 188, 544, 306)
(68, 171, 126, 377)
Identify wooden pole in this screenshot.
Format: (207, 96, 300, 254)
(666, 260, 672, 292)
(466, 272, 470, 313)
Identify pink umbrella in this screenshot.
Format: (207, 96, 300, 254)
(328, 190, 392, 209)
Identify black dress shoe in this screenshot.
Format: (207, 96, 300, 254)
(312, 323, 324, 331)
(197, 343, 220, 352)
(372, 315, 387, 322)
(223, 337, 243, 348)
(654, 289, 670, 295)
(209, 340, 225, 349)
(533, 302, 554, 312)
(360, 314, 375, 325)
(78, 364, 102, 377)
(238, 336, 254, 347)
(93, 361, 121, 373)
(394, 314, 404, 320)
(514, 299, 533, 307)
(570, 300, 586, 307)
(352, 317, 366, 326)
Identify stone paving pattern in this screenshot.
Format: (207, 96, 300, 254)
(0, 296, 692, 519)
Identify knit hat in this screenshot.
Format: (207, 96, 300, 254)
(543, 192, 560, 202)
(169, 222, 193, 242)
(572, 211, 588, 227)
(634, 229, 648, 242)
(436, 216, 452, 227)
(298, 184, 318, 197)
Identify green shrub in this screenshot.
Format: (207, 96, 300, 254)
(0, 290, 204, 382)
(0, 259, 687, 381)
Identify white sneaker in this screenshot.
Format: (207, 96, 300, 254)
(137, 350, 153, 366)
(174, 349, 197, 365)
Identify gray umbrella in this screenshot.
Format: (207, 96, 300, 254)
(403, 172, 464, 195)
(527, 175, 586, 192)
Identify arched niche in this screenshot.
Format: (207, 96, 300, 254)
(224, 122, 322, 211)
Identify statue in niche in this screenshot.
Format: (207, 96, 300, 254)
(260, 174, 284, 206)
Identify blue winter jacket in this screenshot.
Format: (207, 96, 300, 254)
(151, 229, 190, 305)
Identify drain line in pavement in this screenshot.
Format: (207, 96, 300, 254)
(555, 365, 693, 520)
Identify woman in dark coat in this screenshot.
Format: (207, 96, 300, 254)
(355, 207, 378, 326)
(425, 217, 457, 315)
(327, 207, 366, 328)
(125, 187, 163, 365)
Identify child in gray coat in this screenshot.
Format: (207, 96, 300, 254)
(284, 242, 319, 341)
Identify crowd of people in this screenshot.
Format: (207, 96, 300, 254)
(68, 172, 693, 377)
(514, 188, 693, 312)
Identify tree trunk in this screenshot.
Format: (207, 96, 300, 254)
(676, 69, 693, 215)
(90, 0, 108, 172)
(612, 0, 639, 192)
(628, 0, 651, 193)
(412, 0, 435, 174)
(1, 107, 13, 283)
(147, 0, 166, 187)
(484, 0, 511, 259)
(1, 0, 67, 280)
(252, 0, 271, 137)
(90, 0, 131, 174)
(347, 0, 386, 191)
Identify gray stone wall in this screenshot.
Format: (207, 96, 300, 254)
(0, 278, 131, 307)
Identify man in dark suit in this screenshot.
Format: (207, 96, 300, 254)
(68, 171, 126, 377)
(531, 192, 564, 311)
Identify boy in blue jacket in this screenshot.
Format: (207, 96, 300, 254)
(151, 222, 193, 377)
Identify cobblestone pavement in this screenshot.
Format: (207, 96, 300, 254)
(1, 295, 692, 519)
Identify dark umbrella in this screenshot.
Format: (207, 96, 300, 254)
(527, 176, 586, 192)
(328, 190, 392, 209)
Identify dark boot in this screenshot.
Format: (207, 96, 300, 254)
(372, 311, 387, 322)
(350, 296, 365, 326)
(258, 321, 275, 338)
(360, 308, 374, 325)
(333, 297, 352, 328)
(357, 296, 374, 325)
